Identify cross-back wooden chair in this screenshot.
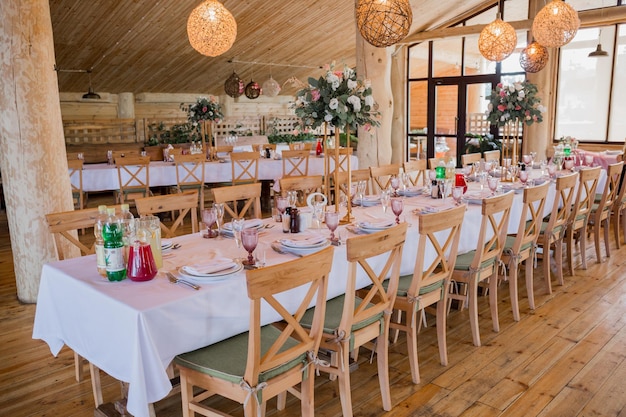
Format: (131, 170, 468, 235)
(68, 159, 85, 209)
(566, 167, 601, 275)
(212, 182, 262, 220)
(428, 158, 439, 170)
(174, 153, 206, 211)
(112, 150, 140, 160)
(500, 182, 550, 321)
(483, 149, 501, 163)
(536, 172, 578, 294)
(288, 142, 313, 151)
(115, 155, 151, 204)
(448, 191, 514, 347)
(282, 150, 310, 177)
(328, 147, 353, 175)
(175, 246, 334, 417)
(391, 205, 464, 384)
(230, 151, 259, 185)
(588, 162, 624, 263)
(612, 164, 626, 249)
(135, 190, 199, 238)
(370, 164, 400, 193)
(403, 160, 427, 187)
(300, 224, 407, 417)
(461, 153, 481, 167)
(279, 175, 323, 206)
(215, 145, 234, 155)
(45, 205, 122, 407)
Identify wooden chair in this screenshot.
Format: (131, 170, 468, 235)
(174, 153, 206, 212)
(282, 150, 310, 177)
(536, 172, 578, 294)
(230, 151, 259, 184)
(500, 182, 550, 321)
(390, 205, 464, 384)
(68, 159, 85, 210)
(289, 142, 313, 151)
(279, 175, 323, 206)
(135, 190, 199, 238)
(566, 167, 601, 275)
(115, 155, 151, 204)
(175, 246, 334, 417)
(215, 145, 234, 155)
(448, 191, 514, 347)
(428, 158, 439, 170)
(370, 164, 400, 193)
(112, 150, 140, 160)
(461, 152, 481, 167)
(483, 149, 500, 163)
(403, 160, 427, 187)
(301, 224, 407, 417)
(588, 162, 624, 263)
(611, 164, 626, 249)
(212, 183, 262, 219)
(45, 206, 121, 407)
(351, 169, 372, 194)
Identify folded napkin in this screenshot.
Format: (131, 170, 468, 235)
(233, 145, 254, 152)
(223, 218, 264, 231)
(358, 219, 395, 229)
(184, 258, 236, 275)
(280, 235, 327, 247)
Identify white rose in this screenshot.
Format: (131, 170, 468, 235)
(329, 98, 339, 110)
(347, 95, 361, 112)
(537, 105, 546, 113)
(508, 85, 516, 93)
(347, 79, 357, 90)
(324, 112, 333, 122)
(343, 67, 354, 79)
(487, 102, 493, 112)
(518, 90, 525, 99)
(514, 82, 523, 91)
(365, 95, 374, 107)
(363, 79, 372, 89)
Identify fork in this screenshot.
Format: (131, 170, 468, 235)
(270, 243, 303, 257)
(166, 272, 201, 290)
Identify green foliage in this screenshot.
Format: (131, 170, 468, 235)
(463, 133, 501, 155)
(267, 132, 316, 144)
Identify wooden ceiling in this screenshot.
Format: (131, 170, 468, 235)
(50, 0, 493, 96)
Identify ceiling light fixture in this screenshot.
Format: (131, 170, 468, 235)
(532, 0, 580, 48)
(82, 71, 101, 100)
(355, 0, 413, 48)
(224, 71, 244, 98)
(478, 4, 517, 62)
(519, 41, 549, 73)
(187, 0, 237, 57)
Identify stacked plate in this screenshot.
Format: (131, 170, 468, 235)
(177, 259, 242, 283)
(463, 190, 492, 204)
(161, 239, 174, 253)
(221, 219, 264, 237)
(354, 195, 381, 207)
(354, 219, 395, 234)
(397, 187, 423, 197)
(501, 183, 525, 194)
(273, 235, 330, 255)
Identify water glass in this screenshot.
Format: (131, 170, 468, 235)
(522, 154, 532, 165)
(202, 208, 218, 238)
(391, 197, 403, 224)
(241, 228, 258, 266)
(313, 201, 325, 228)
(488, 176, 499, 196)
(232, 217, 245, 248)
(325, 211, 339, 242)
(452, 186, 464, 205)
(390, 175, 400, 196)
(357, 180, 366, 202)
(519, 170, 528, 187)
(213, 203, 225, 239)
(547, 163, 557, 179)
(380, 189, 391, 214)
(276, 197, 288, 221)
(287, 190, 298, 208)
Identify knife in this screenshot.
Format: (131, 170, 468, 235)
(166, 272, 201, 290)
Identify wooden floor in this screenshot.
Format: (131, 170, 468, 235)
(1, 199, 626, 417)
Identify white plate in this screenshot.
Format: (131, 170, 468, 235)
(177, 263, 243, 282)
(222, 219, 264, 232)
(272, 239, 331, 255)
(355, 196, 380, 207)
(356, 220, 395, 232)
(161, 239, 174, 249)
(280, 236, 328, 249)
(398, 187, 422, 197)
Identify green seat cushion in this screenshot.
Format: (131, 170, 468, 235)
(453, 250, 496, 271)
(174, 325, 306, 386)
(502, 235, 533, 254)
(394, 274, 444, 298)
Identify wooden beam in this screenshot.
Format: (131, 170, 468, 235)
(402, 6, 626, 44)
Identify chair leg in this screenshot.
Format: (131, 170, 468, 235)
(74, 352, 84, 382)
(89, 362, 103, 407)
(468, 277, 481, 347)
(525, 258, 535, 311)
(488, 273, 500, 333)
(555, 240, 564, 287)
(566, 229, 575, 276)
(614, 209, 621, 249)
(376, 332, 392, 411)
(508, 261, 520, 322)
(436, 297, 448, 366)
(543, 244, 553, 295)
(405, 308, 420, 384)
(337, 341, 354, 417)
(594, 222, 602, 263)
(621, 207, 626, 246)
(603, 217, 611, 258)
(300, 369, 315, 417)
(580, 228, 588, 270)
(179, 373, 192, 417)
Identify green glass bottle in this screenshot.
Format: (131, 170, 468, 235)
(103, 208, 126, 282)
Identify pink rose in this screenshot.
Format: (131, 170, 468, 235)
(525, 110, 530, 116)
(533, 115, 538, 121)
(497, 104, 507, 112)
(497, 83, 503, 88)
(311, 89, 321, 101)
(499, 90, 507, 97)
(515, 105, 521, 111)
(334, 70, 343, 78)
(202, 106, 208, 112)
(364, 123, 372, 132)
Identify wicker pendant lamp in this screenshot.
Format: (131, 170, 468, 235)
(519, 41, 549, 73)
(532, 0, 579, 48)
(478, 12, 517, 62)
(245, 80, 261, 99)
(224, 71, 244, 98)
(187, 0, 237, 57)
(262, 76, 281, 97)
(355, 0, 413, 48)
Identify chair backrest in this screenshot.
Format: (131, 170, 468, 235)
(468, 192, 515, 273)
(175, 154, 206, 188)
(280, 175, 323, 205)
(112, 150, 140, 160)
(328, 147, 353, 175)
(340, 223, 407, 336)
(282, 150, 310, 177)
(409, 205, 465, 298)
(46, 205, 123, 260)
(483, 150, 500, 163)
(508, 182, 550, 256)
(544, 172, 579, 240)
(570, 167, 601, 228)
(212, 182, 262, 219)
(135, 190, 199, 238)
(243, 246, 333, 384)
(428, 158, 439, 170)
(403, 160, 427, 187)
(230, 151, 259, 184)
(370, 164, 400, 193)
(115, 155, 151, 203)
(288, 142, 313, 151)
(461, 153, 481, 167)
(351, 169, 372, 194)
(215, 145, 234, 155)
(595, 162, 624, 219)
(68, 159, 84, 209)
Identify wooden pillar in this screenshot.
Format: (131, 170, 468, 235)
(390, 46, 407, 164)
(0, 0, 74, 303)
(356, 28, 394, 169)
(117, 92, 135, 119)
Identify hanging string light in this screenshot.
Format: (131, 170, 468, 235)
(478, 9, 517, 62)
(532, 0, 580, 48)
(520, 41, 549, 73)
(187, 0, 237, 57)
(355, 0, 413, 47)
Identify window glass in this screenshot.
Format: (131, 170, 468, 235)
(463, 34, 496, 75)
(408, 43, 429, 79)
(433, 38, 462, 77)
(501, 31, 528, 74)
(567, 0, 618, 12)
(608, 24, 625, 142)
(408, 81, 428, 133)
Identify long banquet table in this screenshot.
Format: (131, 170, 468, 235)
(34, 167, 599, 417)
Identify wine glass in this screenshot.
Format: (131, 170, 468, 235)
(201, 208, 217, 238)
(325, 211, 339, 242)
(519, 170, 528, 187)
(231, 217, 245, 249)
(547, 163, 557, 180)
(479, 172, 488, 191)
(313, 201, 325, 228)
(390, 175, 400, 196)
(391, 197, 403, 224)
(276, 197, 288, 221)
(357, 180, 366, 203)
(241, 228, 258, 266)
(522, 154, 532, 165)
(488, 176, 499, 196)
(380, 189, 391, 214)
(564, 158, 574, 171)
(213, 203, 225, 239)
(439, 180, 451, 202)
(287, 191, 298, 208)
(452, 186, 464, 206)
(530, 151, 537, 168)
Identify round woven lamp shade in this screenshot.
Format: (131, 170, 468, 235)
(520, 41, 549, 73)
(224, 71, 244, 98)
(478, 17, 517, 62)
(355, 0, 413, 48)
(532, 0, 580, 48)
(262, 76, 281, 97)
(245, 80, 261, 100)
(187, 0, 237, 57)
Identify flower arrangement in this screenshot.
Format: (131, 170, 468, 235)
(463, 133, 502, 155)
(293, 62, 380, 132)
(181, 97, 223, 126)
(486, 81, 545, 127)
